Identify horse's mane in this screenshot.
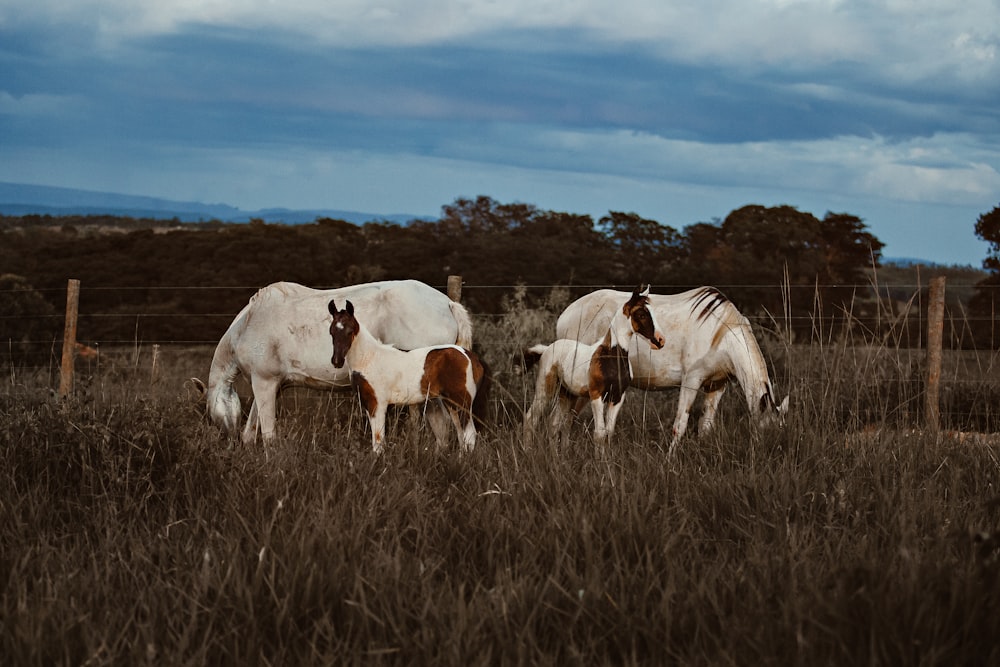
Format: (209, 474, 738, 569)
(691, 288, 771, 397)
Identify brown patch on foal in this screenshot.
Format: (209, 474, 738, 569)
(421, 347, 474, 416)
(588, 343, 631, 404)
(351, 371, 379, 417)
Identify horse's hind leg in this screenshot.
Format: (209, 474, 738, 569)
(407, 405, 424, 434)
(698, 386, 727, 435)
(445, 404, 476, 453)
(523, 370, 555, 443)
(424, 400, 453, 449)
(548, 394, 575, 449)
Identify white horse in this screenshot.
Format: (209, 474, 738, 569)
(556, 286, 788, 455)
(195, 280, 473, 444)
(328, 299, 490, 454)
(523, 286, 666, 449)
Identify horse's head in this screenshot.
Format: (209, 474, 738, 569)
(758, 387, 790, 428)
(328, 299, 360, 368)
(624, 284, 666, 350)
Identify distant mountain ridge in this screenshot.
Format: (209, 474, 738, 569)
(0, 181, 424, 225)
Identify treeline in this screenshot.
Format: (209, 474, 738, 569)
(0, 196, 992, 349)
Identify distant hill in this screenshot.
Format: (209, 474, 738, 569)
(883, 257, 944, 267)
(0, 181, 425, 225)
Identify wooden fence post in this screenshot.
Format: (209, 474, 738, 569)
(925, 276, 946, 432)
(58, 279, 81, 400)
(447, 275, 462, 302)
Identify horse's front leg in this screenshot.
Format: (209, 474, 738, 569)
(242, 399, 259, 445)
(591, 397, 609, 441)
(248, 376, 280, 445)
(367, 404, 388, 455)
(590, 397, 615, 456)
(668, 379, 701, 457)
(603, 396, 626, 441)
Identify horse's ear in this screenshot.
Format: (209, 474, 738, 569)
(345, 300, 354, 316)
(328, 299, 337, 315)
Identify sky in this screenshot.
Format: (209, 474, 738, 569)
(1, 1, 999, 266)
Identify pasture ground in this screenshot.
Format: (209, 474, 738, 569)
(2, 332, 1000, 665)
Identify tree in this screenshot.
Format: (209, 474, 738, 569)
(438, 196, 537, 235)
(508, 211, 608, 287)
(970, 204, 1000, 346)
(974, 204, 1000, 273)
(817, 212, 884, 284)
(679, 221, 725, 287)
(0, 274, 57, 363)
(597, 211, 684, 284)
(673, 205, 885, 335)
(695, 205, 824, 317)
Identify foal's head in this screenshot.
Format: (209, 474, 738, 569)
(624, 285, 666, 349)
(328, 299, 360, 368)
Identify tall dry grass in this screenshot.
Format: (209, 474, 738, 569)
(2, 289, 999, 665)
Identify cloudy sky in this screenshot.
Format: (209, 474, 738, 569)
(2, 1, 999, 265)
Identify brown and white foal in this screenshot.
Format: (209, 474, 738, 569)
(328, 299, 488, 454)
(522, 286, 665, 450)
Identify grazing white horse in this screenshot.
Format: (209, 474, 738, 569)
(328, 299, 490, 454)
(196, 280, 473, 444)
(523, 286, 666, 449)
(556, 286, 788, 455)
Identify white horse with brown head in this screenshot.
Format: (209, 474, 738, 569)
(557, 286, 788, 456)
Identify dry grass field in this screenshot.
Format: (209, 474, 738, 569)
(2, 301, 1000, 664)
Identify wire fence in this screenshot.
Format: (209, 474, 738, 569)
(3, 279, 998, 432)
(1, 280, 998, 347)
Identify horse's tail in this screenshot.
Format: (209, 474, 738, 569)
(203, 329, 243, 435)
(520, 344, 549, 371)
(471, 353, 492, 428)
(448, 300, 474, 348)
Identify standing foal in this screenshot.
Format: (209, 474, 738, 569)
(523, 286, 666, 450)
(328, 299, 489, 454)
